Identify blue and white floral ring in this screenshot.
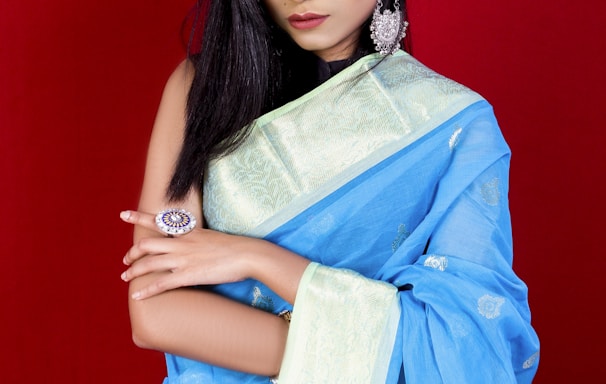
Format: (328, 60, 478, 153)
(155, 208, 197, 236)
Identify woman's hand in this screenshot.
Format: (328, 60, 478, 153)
(120, 210, 261, 300)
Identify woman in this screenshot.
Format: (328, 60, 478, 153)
(120, 0, 540, 382)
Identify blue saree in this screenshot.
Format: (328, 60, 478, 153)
(162, 51, 540, 383)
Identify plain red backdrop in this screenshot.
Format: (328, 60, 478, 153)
(1, 0, 604, 382)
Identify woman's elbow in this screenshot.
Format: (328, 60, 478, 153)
(131, 328, 151, 349)
(131, 329, 155, 350)
(128, 302, 155, 350)
(127, 279, 163, 350)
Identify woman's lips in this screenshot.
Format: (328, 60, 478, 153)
(287, 13, 328, 30)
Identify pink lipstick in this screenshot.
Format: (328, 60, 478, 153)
(288, 13, 328, 30)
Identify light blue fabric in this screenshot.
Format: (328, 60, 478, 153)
(266, 101, 539, 383)
(162, 63, 539, 383)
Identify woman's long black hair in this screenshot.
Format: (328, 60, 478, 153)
(167, 0, 407, 201)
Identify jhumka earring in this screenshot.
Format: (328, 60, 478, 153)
(370, 0, 409, 56)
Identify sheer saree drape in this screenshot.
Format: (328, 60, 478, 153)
(163, 52, 539, 384)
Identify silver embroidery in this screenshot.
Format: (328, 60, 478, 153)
(523, 351, 540, 369)
(310, 214, 336, 236)
(477, 294, 505, 319)
(481, 178, 500, 206)
(391, 224, 410, 252)
(203, 54, 483, 237)
(424, 255, 448, 271)
(448, 314, 470, 338)
(449, 126, 463, 150)
(177, 372, 206, 383)
(252, 286, 275, 312)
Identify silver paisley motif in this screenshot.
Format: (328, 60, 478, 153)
(424, 255, 448, 271)
(252, 286, 274, 312)
(477, 294, 506, 319)
(391, 224, 410, 252)
(481, 178, 500, 206)
(523, 351, 540, 369)
(449, 126, 463, 150)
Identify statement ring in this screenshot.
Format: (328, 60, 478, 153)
(155, 208, 197, 236)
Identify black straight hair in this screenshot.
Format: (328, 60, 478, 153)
(167, 0, 407, 201)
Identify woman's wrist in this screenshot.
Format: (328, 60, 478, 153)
(245, 239, 310, 304)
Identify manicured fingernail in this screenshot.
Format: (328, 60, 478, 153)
(121, 272, 127, 281)
(120, 211, 132, 221)
(131, 291, 141, 300)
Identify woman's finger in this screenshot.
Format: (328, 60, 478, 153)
(120, 210, 162, 234)
(123, 236, 176, 265)
(121, 253, 179, 282)
(130, 270, 197, 300)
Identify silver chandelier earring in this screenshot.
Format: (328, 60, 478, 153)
(370, 0, 409, 56)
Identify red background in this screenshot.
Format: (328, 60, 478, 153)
(1, 0, 604, 382)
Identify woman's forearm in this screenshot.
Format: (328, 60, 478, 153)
(128, 272, 288, 376)
(125, 212, 309, 375)
(126, 214, 310, 304)
(243, 239, 311, 304)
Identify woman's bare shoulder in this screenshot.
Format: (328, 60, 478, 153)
(152, 59, 195, 136)
(161, 59, 195, 103)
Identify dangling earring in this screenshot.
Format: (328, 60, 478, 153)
(370, 0, 409, 56)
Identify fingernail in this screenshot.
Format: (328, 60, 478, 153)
(121, 272, 127, 281)
(123, 256, 129, 265)
(131, 291, 141, 300)
(120, 211, 132, 221)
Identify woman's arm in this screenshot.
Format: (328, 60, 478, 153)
(123, 211, 309, 304)
(128, 272, 289, 375)
(125, 61, 308, 375)
(125, 229, 308, 375)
